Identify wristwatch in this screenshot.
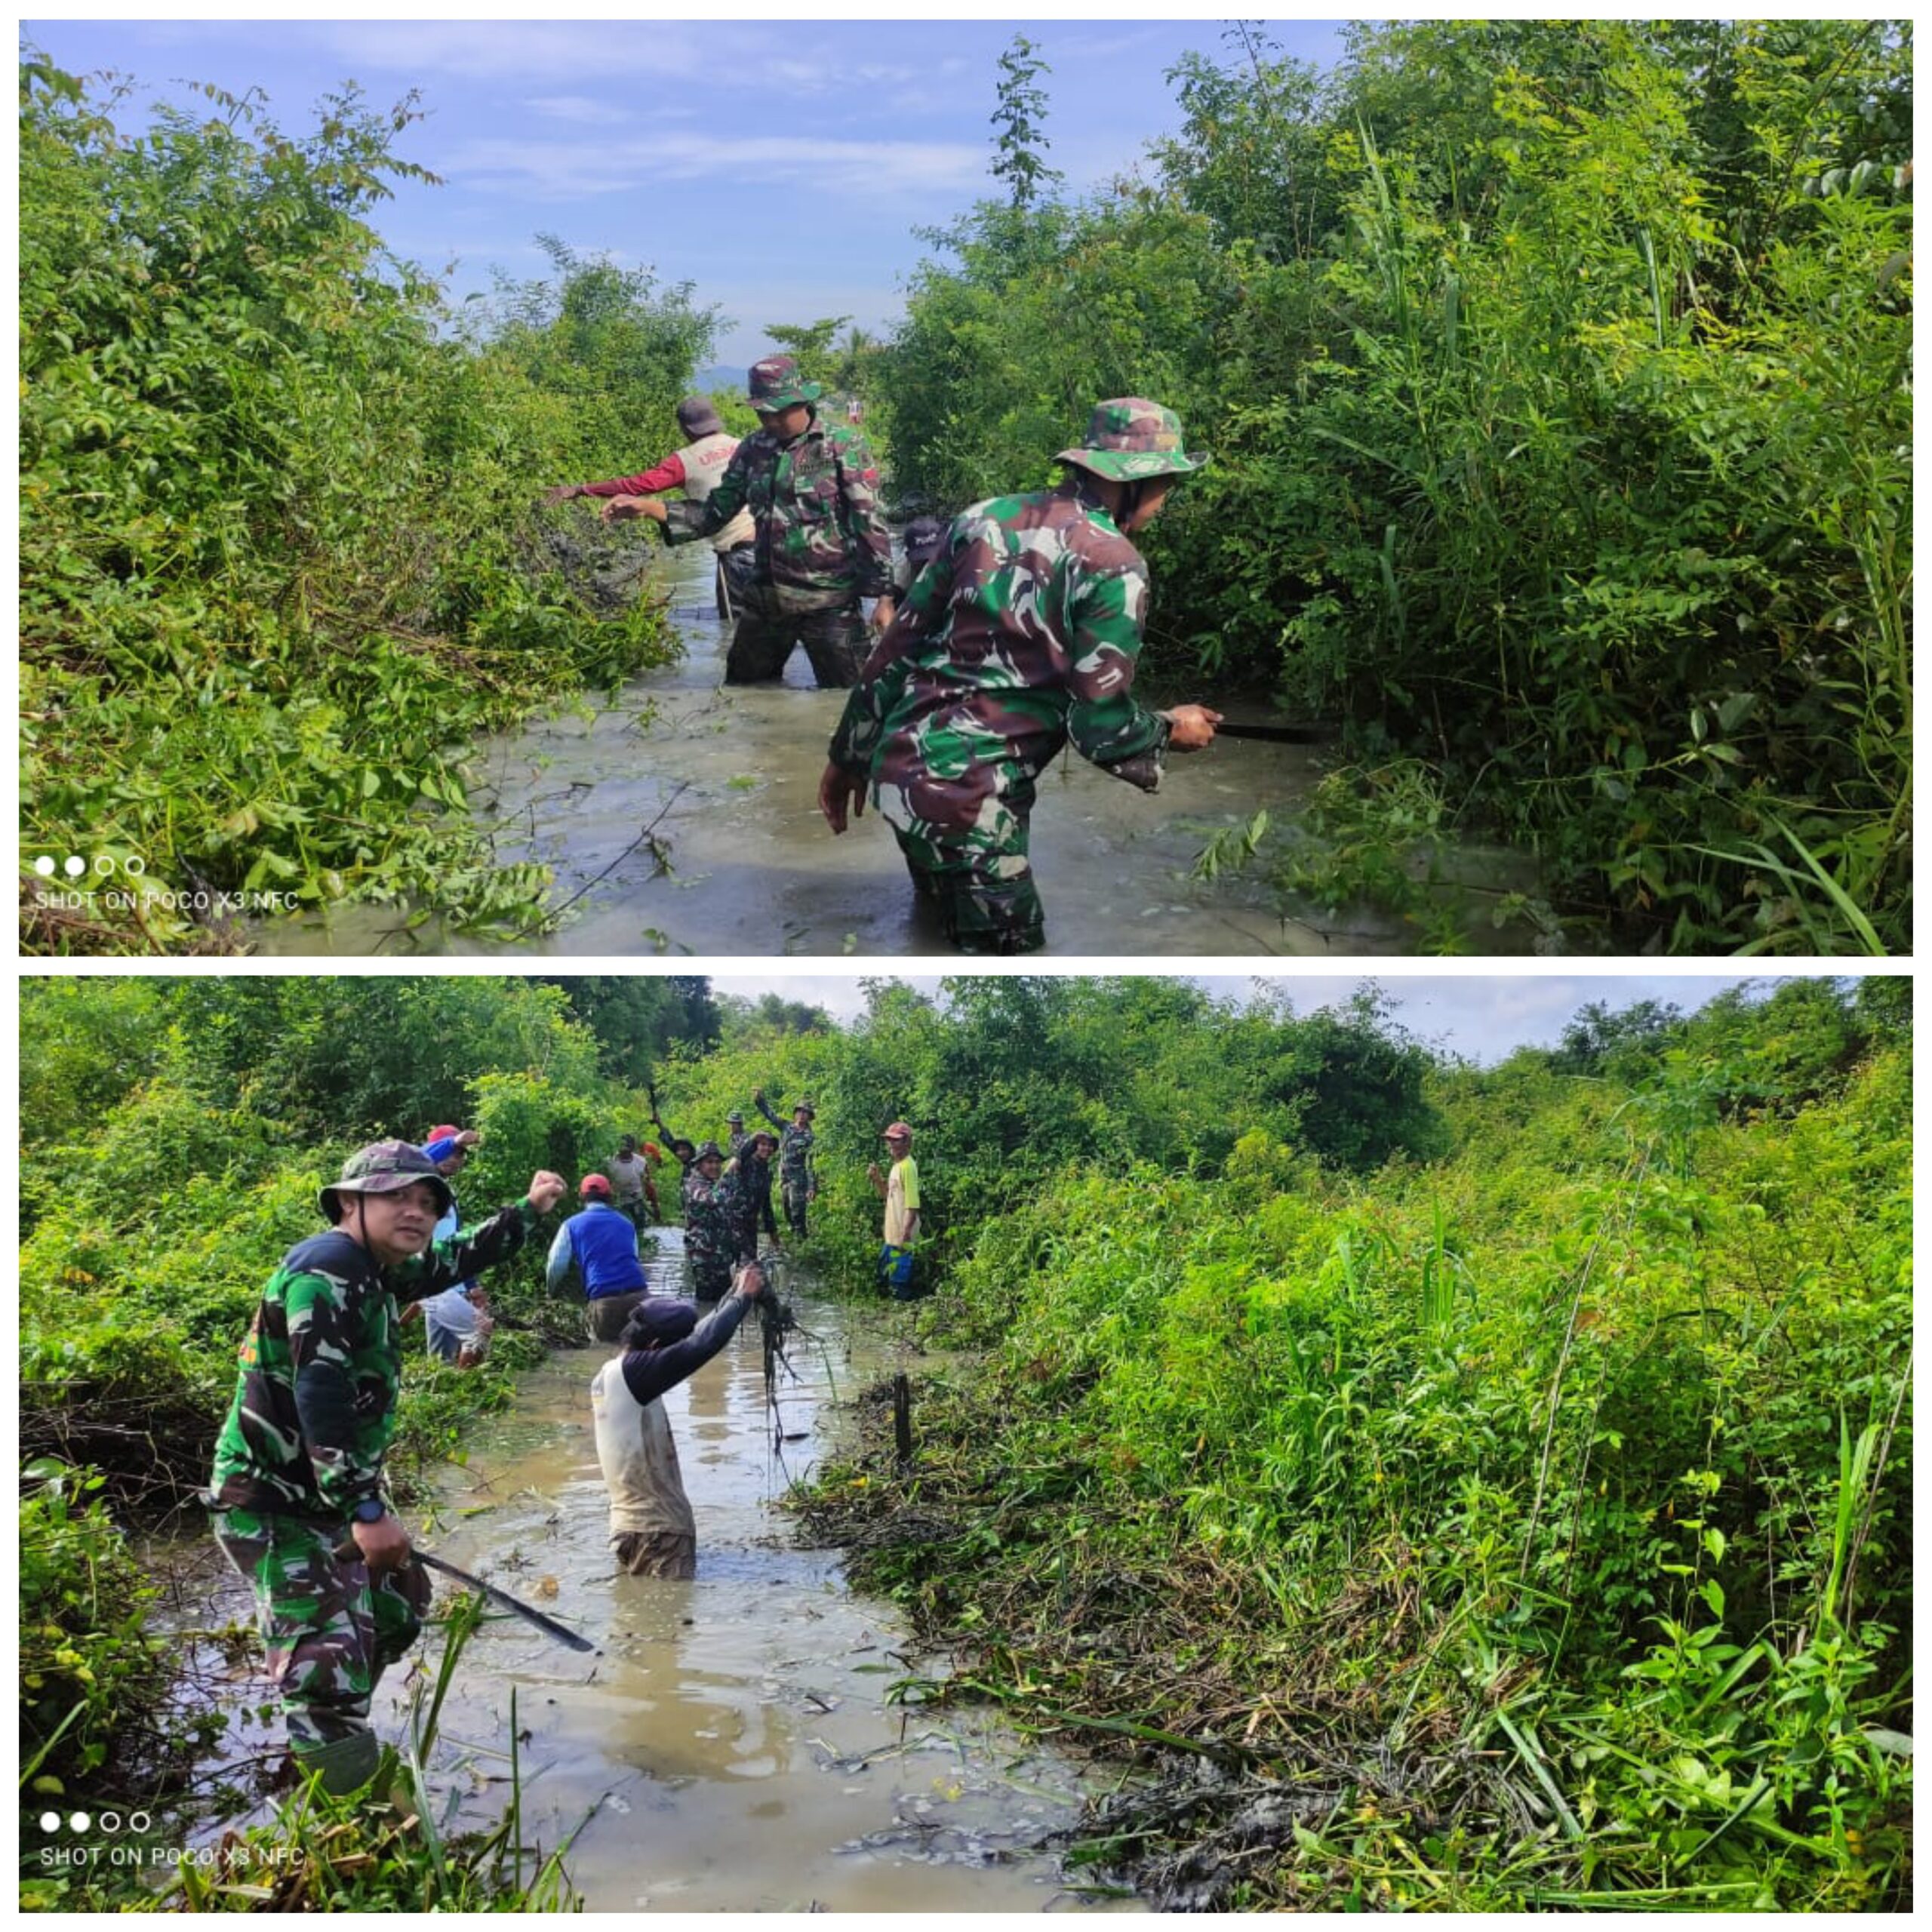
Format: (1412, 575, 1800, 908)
(351, 1498, 387, 1524)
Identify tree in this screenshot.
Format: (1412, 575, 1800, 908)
(761, 315, 851, 392)
(989, 33, 1063, 208)
(482, 235, 721, 478)
(1550, 999, 1684, 1078)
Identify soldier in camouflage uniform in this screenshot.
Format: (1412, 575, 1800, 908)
(617, 354, 895, 688)
(648, 1100, 699, 1182)
(207, 1142, 567, 1795)
(820, 399, 1223, 953)
(680, 1140, 748, 1303)
(726, 1109, 750, 1158)
(755, 1088, 817, 1237)
(734, 1130, 781, 1257)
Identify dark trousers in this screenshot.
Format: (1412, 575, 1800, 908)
(586, 1291, 648, 1343)
(725, 601, 869, 688)
(715, 543, 758, 620)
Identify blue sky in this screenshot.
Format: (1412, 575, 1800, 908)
(21, 17, 1349, 368)
(709, 972, 1880, 1066)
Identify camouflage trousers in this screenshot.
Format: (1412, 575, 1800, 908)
(889, 793, 1047, 954)
(213, 1506, 428, 1753)
(689, 1253, 733, 1303)
(724, 601, 869, 688)
(780, 1180, 811, 1238)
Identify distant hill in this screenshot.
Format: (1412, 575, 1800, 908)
(695, 365, 743, 394)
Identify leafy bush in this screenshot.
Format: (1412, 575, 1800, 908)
(880, 21, 1911, 951)
(20, 59, 690, 949)
(20, 1461, 172, 1790)
(798, 1010, 1910, 1906)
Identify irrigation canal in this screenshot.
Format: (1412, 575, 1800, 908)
(251, 539, 1543, 957)
(169, 1233, 1140, 1912)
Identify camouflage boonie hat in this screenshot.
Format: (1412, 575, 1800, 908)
(319, 1140, 454, 1223)
(693, 1139, 727, 1161)
(1057, 398, 1209, 481)
(748, 354, 822, 411)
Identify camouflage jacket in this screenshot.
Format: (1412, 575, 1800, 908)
(208, 1204, 537, 1519)
(663, 414, 893, 614)
(729, 1149, 779, 1247)
(681, 1167, 745, 1272)
(826, 481, 1169, 837)
(755, 1095, 816, 1191)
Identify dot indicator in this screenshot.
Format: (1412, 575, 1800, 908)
(63, 855, 85, 878)
(125, 855, 147, 877)
(69, 1810, 91, 1832)
(94, 854, 115, 875)
(39, 1810, 60, 1832)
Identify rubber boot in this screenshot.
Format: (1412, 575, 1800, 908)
(291, 1728, 381, 1797)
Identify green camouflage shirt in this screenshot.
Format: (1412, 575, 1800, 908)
(680, 1167, 744, 1275)
(208, 1202, 537, 1518)
(827, 481, 1168, 838)
(662, 414, 893, 614)
(755, 1094, 816, 1190)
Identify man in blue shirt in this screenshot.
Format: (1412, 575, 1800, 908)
(548, 1174, 651, 1343)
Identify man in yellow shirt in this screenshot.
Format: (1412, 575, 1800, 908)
(867, 1121, 921, 1300)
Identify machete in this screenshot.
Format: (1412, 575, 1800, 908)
(1207, 720, 1328, 743)
(415, 1549, 601, 1655)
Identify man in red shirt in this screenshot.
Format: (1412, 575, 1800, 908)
(545, 396, 756, 617)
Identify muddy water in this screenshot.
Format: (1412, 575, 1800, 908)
(177, 1236, 1134, 1912)
(250, 542, 1543, 957)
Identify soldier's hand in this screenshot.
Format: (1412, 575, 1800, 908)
(819, 761, 866, 834)
(526, 1171, 568, 1214)
(870, 595, 897, 635)
(540, 484, 581, 506)
(352, 1512, 413, 1574)
(1162, 705, 1223, 751)
(605, 495, 666, 525)
(733, 1261, 765, 1301)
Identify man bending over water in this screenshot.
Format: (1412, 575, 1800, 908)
(589, 1260, 766, 1577)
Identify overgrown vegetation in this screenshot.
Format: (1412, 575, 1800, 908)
(19, 57, 708, 951)
(23, 1586, 582, 1912)
(878, 21, 1912, 952)
(16, 975, 716, 1824)
(786, 977, 1912, 1906)
(18, 974, 1911, 1909)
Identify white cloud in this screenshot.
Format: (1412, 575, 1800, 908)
(440, 131, 982, 202)
(306, 21, 715, 85)
(524, 95, 643, 128)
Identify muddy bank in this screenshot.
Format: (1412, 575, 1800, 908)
(147, 1244, 1140, 1912)
(251, 540, 1546, 957)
